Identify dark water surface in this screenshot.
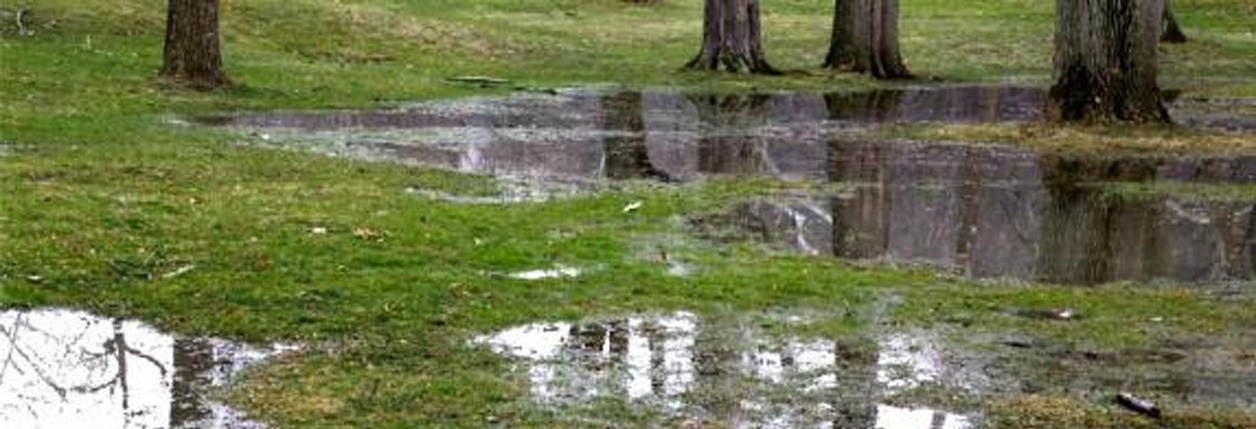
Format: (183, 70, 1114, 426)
(697, 140, 1256, 285)
(0, 309, 292, 429)
(200, 88, 1256, 285)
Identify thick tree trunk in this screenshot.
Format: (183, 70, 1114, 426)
(825, 0, 911, 79)
(1161, 0, 1187, 43)
(686, 0, 779, 74)
(1048, 0, 1169, 123)
(161, 0, 227, 90)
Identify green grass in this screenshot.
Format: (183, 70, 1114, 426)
(2, 0, 1255, 427)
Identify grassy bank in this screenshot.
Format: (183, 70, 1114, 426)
(2, 0, 1255, 428)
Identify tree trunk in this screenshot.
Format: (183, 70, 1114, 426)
(170, 339, 213, 426)
(161, 0, 228, 90)
(1161, 0, 1187, 43)
(1048, 0, 1169, 123)
(686, 0, 779, 74)
(825, 0, 912, 79)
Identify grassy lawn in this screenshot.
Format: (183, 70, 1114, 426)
(2, 0, 1255, 428)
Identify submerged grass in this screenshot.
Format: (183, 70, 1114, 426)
(883, 122, 1256, 154)
(2, 0, 1255, 427)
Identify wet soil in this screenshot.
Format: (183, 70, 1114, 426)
(0, 309, 293, 429)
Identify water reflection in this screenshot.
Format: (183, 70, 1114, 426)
(195, 87, 1085, 185)
(200, 87, 1252, 187)
(477, 312, 974, 428)
(204, 89, 1256, 284)
(703, 141, 1256, 285)
(0, 309, 289, 429)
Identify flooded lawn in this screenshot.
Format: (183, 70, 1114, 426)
(198, 87, 1255, 188)
(476, 312, 976, 428)
(188, 87, 1256, 427)
(692, 141, 1256, 285)
(200, 87, 1256, 286)
(0, 309, 292, 429)
(474, 311, 1255, 428)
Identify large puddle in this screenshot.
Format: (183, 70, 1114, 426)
(0, 309, 291, 429)
(197, 87, 1255, 186)
(199, 88, 1256, 285)
(694, 141, 1256, 285)
(476, 312, 1256, 428)
(477, 312, 977, 428)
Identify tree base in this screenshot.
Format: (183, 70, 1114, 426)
(1160, 31, 1188, 43)
(686, 51, 781, 75)
(1048, 76, 1170, 124)
(160, 71, 230, 91)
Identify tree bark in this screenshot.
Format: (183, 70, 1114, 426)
(1161, 0, 1187, 43)
(686, 0, 779, 74)
(161, 0, 228, 90)
(1048, 0, 1169, 123)
(825, 0, 912, 79)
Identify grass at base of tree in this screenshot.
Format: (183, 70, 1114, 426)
(2, 0, 1255, 428)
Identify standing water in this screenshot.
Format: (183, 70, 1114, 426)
(0, 309, 292, 429)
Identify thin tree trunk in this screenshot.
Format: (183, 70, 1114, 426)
(1048, 0, 1169, 123)
(161, 0, 228, 90)
(686, 0, 779, 74)
(1161, 0, 1187, 43)
(825, 0, 911, 79)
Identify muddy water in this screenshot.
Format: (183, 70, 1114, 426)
(696, 140, 1256, 285)
(0, 309, 291, 429)
(476, 312, 976, 429)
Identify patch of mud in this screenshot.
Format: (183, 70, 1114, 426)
(0, 309, 294, 429)
(975, 333, 1256, 411)
(475, 312, 978, 428)
(691, 140, 1256, 286)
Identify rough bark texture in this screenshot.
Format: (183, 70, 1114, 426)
(686, 0, 779, 74)
(1049, 0, 1169, 123)
(1161, 0, 1187, 43)
(161, 0, 227, 90)
(825, 0, 912, 79)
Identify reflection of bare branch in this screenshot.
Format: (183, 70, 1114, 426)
(0, 322, 17, 384)
(0, 315, 69, 398)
